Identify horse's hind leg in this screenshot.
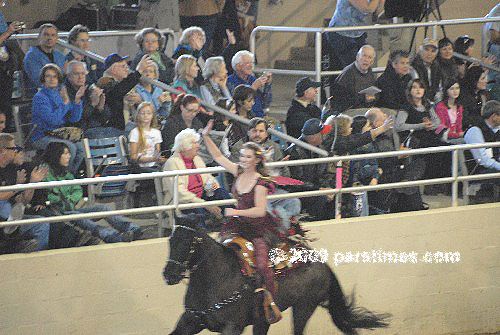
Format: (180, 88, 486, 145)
(221, 323, 242, 335)
(252, 321, 270, 335)
(292, 303, 318, 335)
(169, 312, 204, 335)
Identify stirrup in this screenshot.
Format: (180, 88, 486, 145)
(255, 288, 282, 324)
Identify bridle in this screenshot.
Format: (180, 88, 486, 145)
(166, 224, 205, 278)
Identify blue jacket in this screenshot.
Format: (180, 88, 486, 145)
(31, 87, 83, 142)
(135, 84, 171, 118)
(227, 73, 272, 118)
(23, 46, 65, 94)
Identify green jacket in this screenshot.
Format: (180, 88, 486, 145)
(44, 169, 83, 212)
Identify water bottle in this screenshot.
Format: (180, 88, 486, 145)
(205, 179, 214, 197)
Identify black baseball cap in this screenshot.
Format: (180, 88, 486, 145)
(296, 77, 321, 97)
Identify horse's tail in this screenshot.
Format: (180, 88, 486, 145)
(325, 267, 391, 335)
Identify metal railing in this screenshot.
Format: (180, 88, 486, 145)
(249, 16, 500, 106)
(1, 142, 498, 229)
(11, 28, 175, 41)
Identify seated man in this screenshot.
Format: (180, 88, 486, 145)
(376, 50, 412, 111)
(464, 100, 500, 174)
(285, 118, 335, 220)
(0, 133, 50, 253)
(64, 60, 109, 136)
(332, 45, 377, 112)
(228, 50, 272, 118)
(230, 118, 301, 231)
(365, 108, 427, 213)
(285, 77, 322, 139)
(410, 38, 441, 102)
(97, 53, 154, 136)
(23, 23, 65, 96)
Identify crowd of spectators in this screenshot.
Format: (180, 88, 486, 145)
(1, 3, 499, 254)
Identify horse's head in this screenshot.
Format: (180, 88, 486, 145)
(163, 213, 205, 285)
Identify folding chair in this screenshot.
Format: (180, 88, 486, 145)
(83, 136, 132, 208)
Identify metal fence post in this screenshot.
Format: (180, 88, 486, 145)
(451, 149, 459, 207)
(315, 31, 322, 107)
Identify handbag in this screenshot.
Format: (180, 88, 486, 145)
(47, 127, 84, 142)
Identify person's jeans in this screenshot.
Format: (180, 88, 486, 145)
(65, 204, 139, 243)
(19, 215, 51, 251)
(182, 187, 233, 227)
(33, 136, 85, 175)
(325, 31, 367, 70)
(268, 188, 301, 230)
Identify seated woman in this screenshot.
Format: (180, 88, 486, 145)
(435, 79, 465, 144)
(227, 84, 257, 146)
(160, 94, 204, 156)
(349, 115, 382, 187)
(31, 63, 85, 175)
(40, 142, 143, 242)
(133, 62, 172, 122)
(395, 79, 440, 148)
(162, 128, 231, 226)
(173, 26, 236, 84)
(65, 24, 103, 85)
(437, 37, 459, 96)
(202, 119, 282, 323)
(131, 27, 175, 84)
(200, 56, 232, 107)
(128, 102, 166, 173)
(460, 65, 490, 129)
(172, 54, 201, 101)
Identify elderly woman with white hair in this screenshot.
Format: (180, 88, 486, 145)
(200, 56, 232, 107)
(131, 27, 175, 84)
(162, 128, 231, 225)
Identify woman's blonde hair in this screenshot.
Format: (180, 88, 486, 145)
(324, 114, 352, 136)
(174, 54, 197, 81)
(136, 102, 159, 154)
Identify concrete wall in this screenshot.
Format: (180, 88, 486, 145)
(0, 203, 498, 335)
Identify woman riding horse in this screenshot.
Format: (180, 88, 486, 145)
(202, 119, 282, 323)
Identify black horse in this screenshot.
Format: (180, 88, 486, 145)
(163, 214, 390, 335)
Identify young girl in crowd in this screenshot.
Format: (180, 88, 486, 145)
(435, 79, 465, 144)
(129, 102, 166, 172)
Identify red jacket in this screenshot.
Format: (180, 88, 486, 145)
(434, 101, 464, 139)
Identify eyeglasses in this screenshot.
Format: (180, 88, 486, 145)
(4, 146, 23, 152)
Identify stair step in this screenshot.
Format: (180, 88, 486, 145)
(274, 59, 315, 71)
(289, 46, 316, 61)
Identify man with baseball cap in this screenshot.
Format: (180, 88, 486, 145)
(96, 53, 153, 133)
(410, 37, 442, 102)
(464, 100, 500, 173)
(285, 77, 322, 139)
(285, 118, 335, 220)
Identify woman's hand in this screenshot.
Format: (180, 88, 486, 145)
(61, 86, 70, 105)
(30, 165, 49, 183)
(224, 208, 237, 217)
(202, 119, 214, 137)
(226, 29, 236, 45)
(7, 21, 24, 34)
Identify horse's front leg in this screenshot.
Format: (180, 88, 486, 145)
(169, 312, 204, 335)
(221, 323, 243, 335)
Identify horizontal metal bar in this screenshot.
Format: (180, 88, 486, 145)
(56, 39, 328, 157)
(453, 52, 500, 73)
(1, 142, 499, 193)
(251, 17, 500, 35)
(4, 171, 498, 227)
(254, 67, 386, 77)
(10, 28, 175, 40)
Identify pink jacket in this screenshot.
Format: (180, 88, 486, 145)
(434, 101, 464, 139)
